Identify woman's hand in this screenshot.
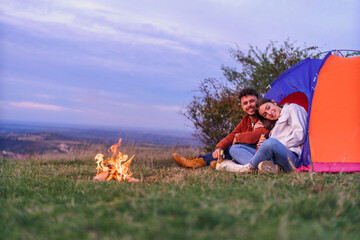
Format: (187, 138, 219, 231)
(232, 133, 239, 145)
(257, 136, 266, 149)
(254, 121, 264, 129)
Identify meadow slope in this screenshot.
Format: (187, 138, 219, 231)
(1, 145, 359, 240)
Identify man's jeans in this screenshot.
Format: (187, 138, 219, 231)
(200, 144, 256, 165)
(249, 138, 301, 172)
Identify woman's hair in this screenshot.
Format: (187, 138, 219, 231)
(255, 98, 282, 130)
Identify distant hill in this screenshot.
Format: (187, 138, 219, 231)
(0, 132, 82, 154)
(0, 121, 197, 155)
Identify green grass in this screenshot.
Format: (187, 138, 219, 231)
(1, 147, 359, 240)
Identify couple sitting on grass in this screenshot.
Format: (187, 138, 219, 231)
(172, 87, 307, 174)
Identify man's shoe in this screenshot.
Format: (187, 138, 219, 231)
(172, 153, 207, 169)
(210, 161, 218, 169)
(258, 161, 283, 174)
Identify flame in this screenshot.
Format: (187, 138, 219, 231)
(95, 138, 135, 182)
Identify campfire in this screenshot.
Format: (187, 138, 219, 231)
(93, 138, 139, 182)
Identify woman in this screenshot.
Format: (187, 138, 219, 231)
(218, 98, 307, 173)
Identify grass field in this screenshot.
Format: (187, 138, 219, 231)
(1, 145, 359, 240)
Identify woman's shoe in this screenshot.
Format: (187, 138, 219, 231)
(215, 160, 233, 170)
(217, 162, 256, 173)
(258, 161, 283, 174)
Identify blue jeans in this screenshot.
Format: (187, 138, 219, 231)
(249, 138, 300, 172)
(230, 144, 256, 165)
(200, 144, 256, 166)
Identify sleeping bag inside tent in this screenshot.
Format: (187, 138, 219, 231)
(265, 52, 360, 173)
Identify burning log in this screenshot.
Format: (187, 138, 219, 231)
(93, 170, 109, 181)
(93, 138, 139, 183)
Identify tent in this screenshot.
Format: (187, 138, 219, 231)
(265, 51, 360, 173)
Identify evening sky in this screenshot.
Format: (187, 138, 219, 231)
(1, 0, 359, 131)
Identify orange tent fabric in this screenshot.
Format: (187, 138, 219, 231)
(309, 55, 360, 172)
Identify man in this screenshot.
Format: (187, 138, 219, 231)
(172, 88, 269, 168)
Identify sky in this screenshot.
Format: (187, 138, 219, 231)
(1, 0, 359, 132)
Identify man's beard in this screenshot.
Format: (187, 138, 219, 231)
(247, 107, 255, 116)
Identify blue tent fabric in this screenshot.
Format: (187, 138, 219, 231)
(265, 58, 323, 105)
(264, 53, 331, 167)
(298, 53, 332, 167)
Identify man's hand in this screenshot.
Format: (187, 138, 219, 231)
(212, 148, 222, 161)
(254, 121, 264, 129)
(232, 133, 239, 145)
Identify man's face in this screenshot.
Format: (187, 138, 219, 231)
(240, 95, 257, 116)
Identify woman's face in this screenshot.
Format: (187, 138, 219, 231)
(258, 101, 282, 120)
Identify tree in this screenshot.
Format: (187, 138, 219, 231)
(183, 39, 319, 151)
(222, 39, 318, 95)
(183, 78, 244, 151)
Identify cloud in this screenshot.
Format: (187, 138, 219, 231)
(208, 0, 246, 7)
(1, 2, 186, 48)
(8, 101, 81, 112)
(152, 105, 183, 112)
(35, 93, 56, 100)
(0, 0, 229, 53)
